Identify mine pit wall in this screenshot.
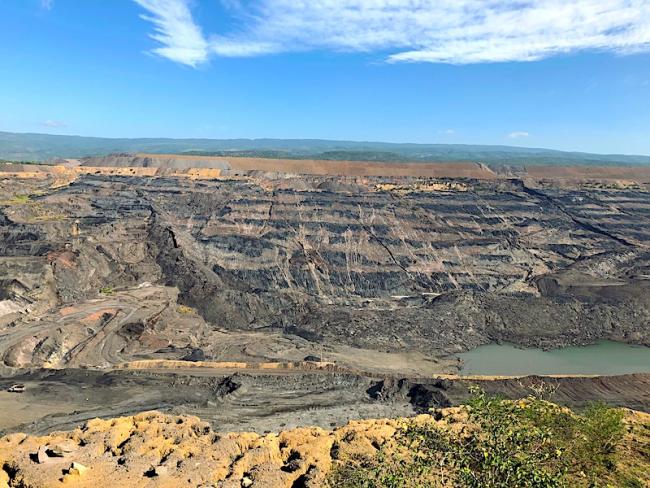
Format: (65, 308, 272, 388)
(1, 164, 650, 368)
(103, 153, 650, 182)
(146, 218, 299, 330)
(142, 181, 650, 354)
(5, 154, 650, 182)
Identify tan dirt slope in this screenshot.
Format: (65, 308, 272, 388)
(137, 153, 650, 182)
(0, 411, 440, 488)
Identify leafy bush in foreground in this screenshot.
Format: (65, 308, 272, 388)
(327, 389, 632, 488)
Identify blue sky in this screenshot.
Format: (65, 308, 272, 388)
(1, 0, 649, 155)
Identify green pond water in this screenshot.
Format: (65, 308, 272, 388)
(458, 341, 650, 376)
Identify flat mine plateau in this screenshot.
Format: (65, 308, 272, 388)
(0, 154, 649, 486)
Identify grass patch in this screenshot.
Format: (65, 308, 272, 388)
(99, 286, 114, 295)
(12, 194, 31, 204)
(0, 194, 31, 205)
(327, 389, 636, 488)
(0, 195, 64, 221)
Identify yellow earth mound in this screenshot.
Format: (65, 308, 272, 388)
(0, 411, 461, 488)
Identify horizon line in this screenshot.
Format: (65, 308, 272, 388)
(2, 130, 650, 159)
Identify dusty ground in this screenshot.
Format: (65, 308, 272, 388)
(1, 367, 648, 437)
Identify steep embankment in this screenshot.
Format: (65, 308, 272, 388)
(2, 165, 650, 373)
(85, 152, 650, 180)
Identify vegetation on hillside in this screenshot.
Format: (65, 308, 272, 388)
(0, 158, 40, 165)
(181, 149, 407, 162)
(327, 389, 645, 487)
(3, 131, 650, 166)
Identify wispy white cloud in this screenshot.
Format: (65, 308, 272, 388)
(41, 0, 53, 10)
(133, 0, 209, 67)
(41, 120, 67, 128)
(508, 131, 530, 139)
(134, 1, 650, 67)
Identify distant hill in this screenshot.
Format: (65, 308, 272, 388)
(1, 131, 650, 166)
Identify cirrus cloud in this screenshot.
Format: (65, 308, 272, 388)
(133, 0, 209, 67)
(133, 0, 650, 67)
(508, 131, 530, 139)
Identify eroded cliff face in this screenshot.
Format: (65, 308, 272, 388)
(1, 166, 650, 371)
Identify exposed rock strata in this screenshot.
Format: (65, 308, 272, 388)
(1, 167, 650, 372)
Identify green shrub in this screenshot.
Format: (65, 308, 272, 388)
(1, 194, 31, 205)
(13, 194, 30, 203)
(458, 389, 567, 487)
(326, 425, 453, 488)
(327, 389, 627, 488)
(577, 402, 625, 472)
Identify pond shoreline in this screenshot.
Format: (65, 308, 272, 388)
(458, 340, 650, 377)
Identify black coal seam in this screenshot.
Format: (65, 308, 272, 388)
(267, 191, 275, 221)
(519, 182, 635, 248)
(360, 223, 415, 282)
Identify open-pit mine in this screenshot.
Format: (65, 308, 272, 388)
(0, 154, 649, 487)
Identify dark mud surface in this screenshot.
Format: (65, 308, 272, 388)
(1, 368, 648, 436)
